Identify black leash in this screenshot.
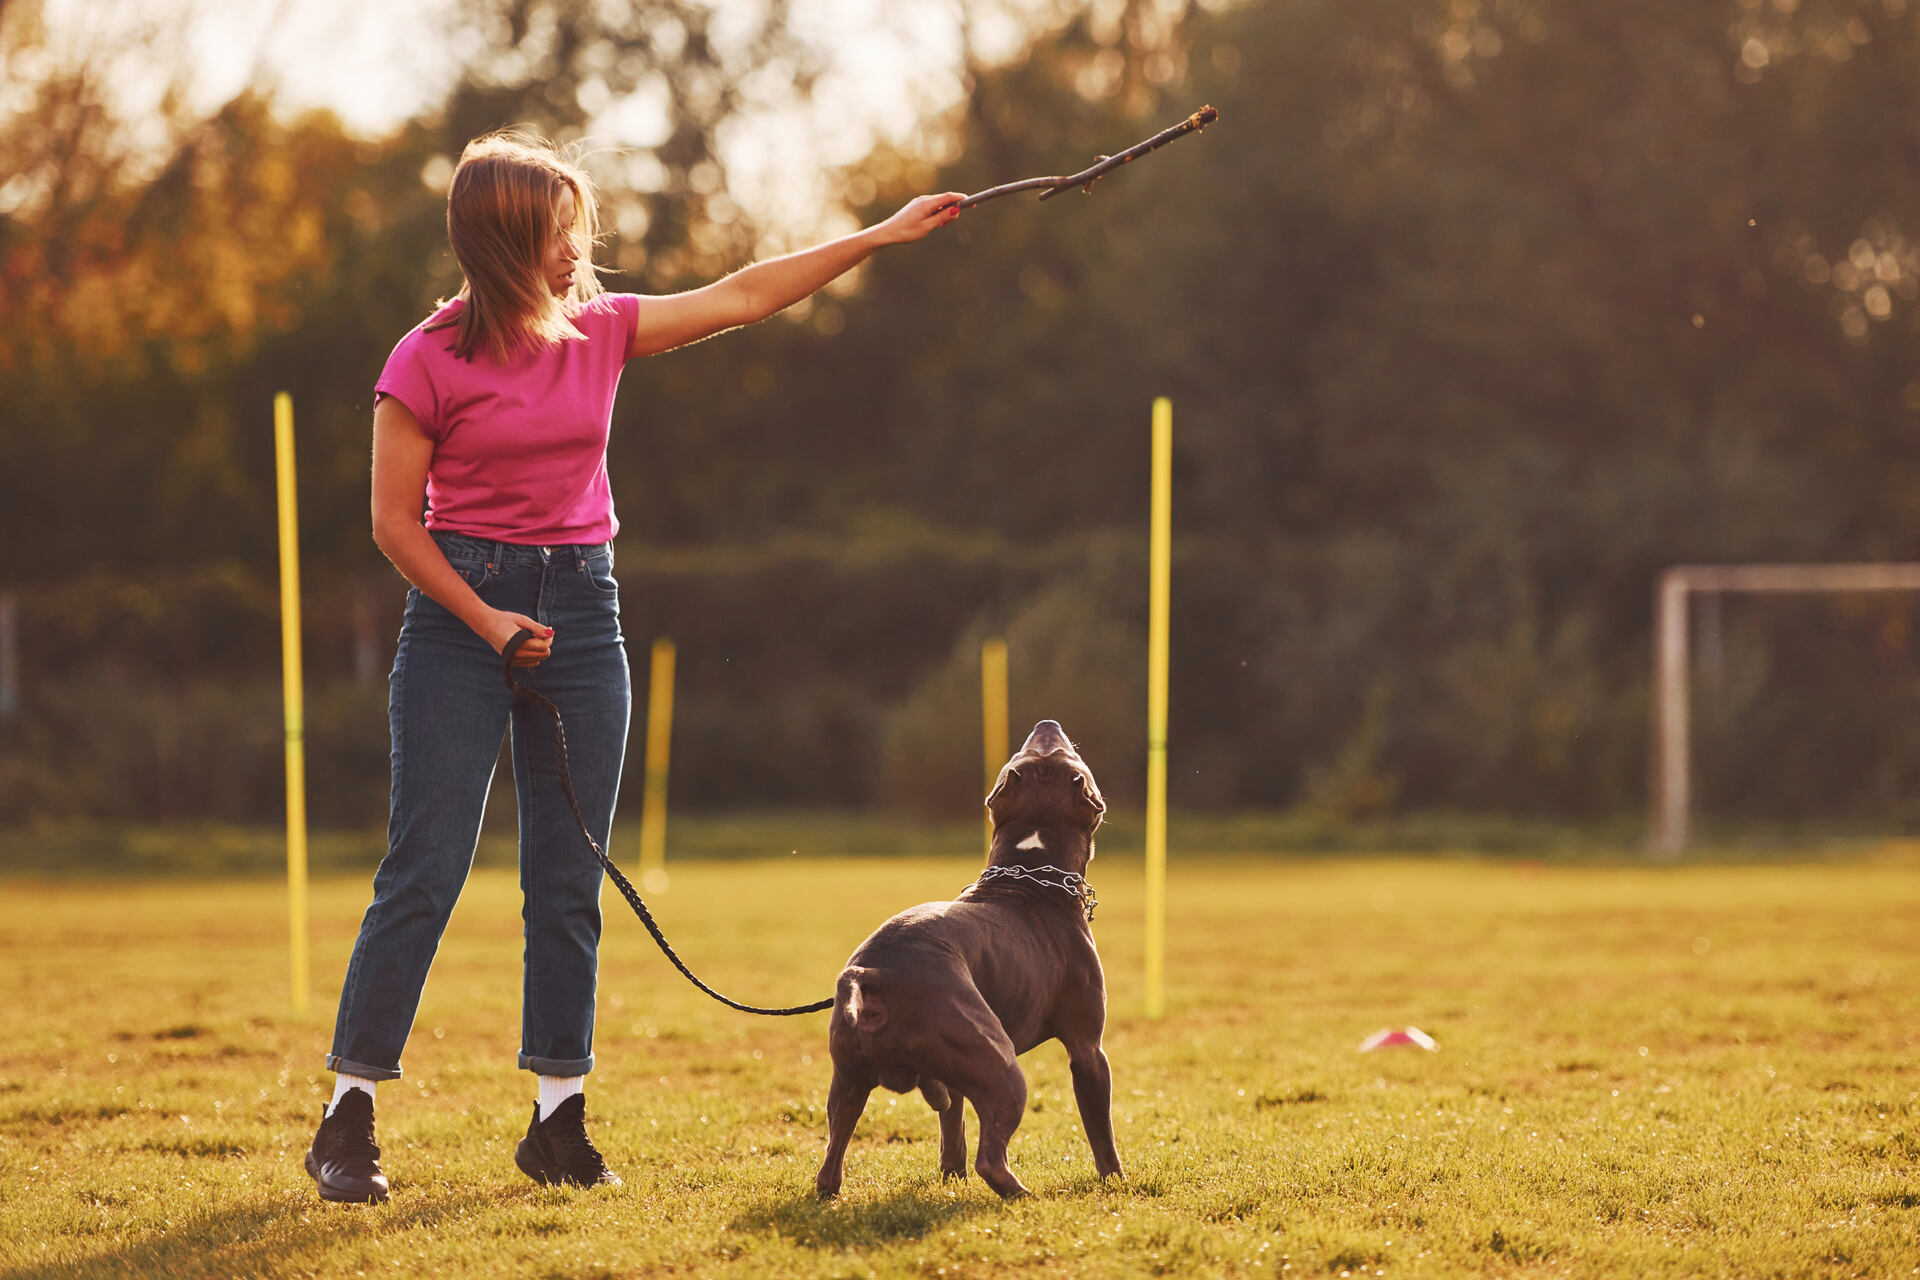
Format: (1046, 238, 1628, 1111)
(501, 628, 832, 1016)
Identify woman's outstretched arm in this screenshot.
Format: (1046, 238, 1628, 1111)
(627, 193, 963, 359)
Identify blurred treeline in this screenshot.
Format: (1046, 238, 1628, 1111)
(5, 0, 1920, 832)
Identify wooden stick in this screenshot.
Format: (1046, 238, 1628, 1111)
(956, 106, 1219, 211)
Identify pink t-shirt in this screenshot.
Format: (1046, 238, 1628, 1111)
(374, 293, 640, 545)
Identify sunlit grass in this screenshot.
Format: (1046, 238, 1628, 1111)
(1, 848, 1917, 1277)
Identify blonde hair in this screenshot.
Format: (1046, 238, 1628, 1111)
(429, 129, 605, 363)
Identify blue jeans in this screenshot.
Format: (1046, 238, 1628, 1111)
(327, 532, 631, 1080)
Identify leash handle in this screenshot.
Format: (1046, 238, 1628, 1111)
(499, 627, 831, 1017)
(502, 627, 536, 688)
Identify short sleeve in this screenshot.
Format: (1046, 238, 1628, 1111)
(374, 328, 446, 439)
(614, 292, 640, 357)
(582, 293, 640, 361)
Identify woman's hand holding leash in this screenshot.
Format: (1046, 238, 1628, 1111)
(489, 613, 553, 667)
(371, 396, 552, 671)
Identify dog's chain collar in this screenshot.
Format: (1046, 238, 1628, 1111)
(973, 864, 1097, 921)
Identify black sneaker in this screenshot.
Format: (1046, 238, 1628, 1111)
(304, 1088, 390, 1204)
(514, 1094, 620, 1188)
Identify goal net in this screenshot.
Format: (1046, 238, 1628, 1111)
(1649, 563, 1920, 854)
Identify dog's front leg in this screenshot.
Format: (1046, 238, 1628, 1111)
(815, 1066, 874, 1198)
(1067, 1042, 1124, 1179)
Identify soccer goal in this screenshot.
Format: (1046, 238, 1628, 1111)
(1649, 562, 1920, 855)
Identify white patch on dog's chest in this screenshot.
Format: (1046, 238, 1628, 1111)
(1016, 832, 1046, 852)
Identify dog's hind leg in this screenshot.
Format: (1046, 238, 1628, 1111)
(936, 995, 1031, 1198)
(920, 1079, 968, 1181)
(966, 1058, 1032, 1199)
(815, 1065, 875, 1199)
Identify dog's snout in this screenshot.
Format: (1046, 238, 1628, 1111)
(1021, 720, 1070, 754)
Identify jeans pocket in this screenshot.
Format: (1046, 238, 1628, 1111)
(581, 553, 618, 599)
(446, 558, 492, 591)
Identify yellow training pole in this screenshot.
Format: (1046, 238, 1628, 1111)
(273, 392, 310, 1016)
(981, 637, 1008, 857)
(637, 638, 676, 893)
(1145, 396, 1173, 1017)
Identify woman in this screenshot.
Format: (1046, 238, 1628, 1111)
(305, 129, 962, 1204)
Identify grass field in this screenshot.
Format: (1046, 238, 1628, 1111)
(2, 843, 1918, 1278)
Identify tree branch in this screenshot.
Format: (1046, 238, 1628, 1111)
(956, 105, 1220, 210)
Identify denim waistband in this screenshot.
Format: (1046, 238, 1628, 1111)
(430, 530, 610, 567)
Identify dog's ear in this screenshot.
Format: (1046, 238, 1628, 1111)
(1076, 773, 1106, 818)
(986, 766, 1022, 807)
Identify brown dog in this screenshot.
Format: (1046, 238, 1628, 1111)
(814, 720, 1123, 1199)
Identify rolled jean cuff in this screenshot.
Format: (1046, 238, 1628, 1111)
(325, 1053, 404, 1082)
(520, 1051, 594, 1076)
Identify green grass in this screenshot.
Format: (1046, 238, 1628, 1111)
(3, 808, 1902, 878)
(2, 846, 1918, 1277)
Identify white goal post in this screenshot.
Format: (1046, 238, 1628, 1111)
(1649, 562, 1920, 856)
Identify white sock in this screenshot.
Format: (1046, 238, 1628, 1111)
(537, 1075, 585, 1120)
(327, 1073, 378, 1116)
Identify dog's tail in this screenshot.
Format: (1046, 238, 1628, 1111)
(838, 968, 923, 1093)
(840, 968, 889, 1033)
